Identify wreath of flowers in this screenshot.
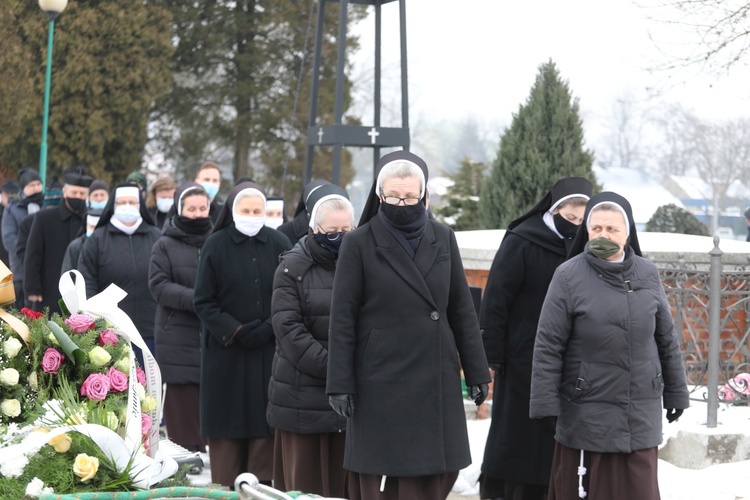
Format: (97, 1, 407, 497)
(0, 307, 165, 496)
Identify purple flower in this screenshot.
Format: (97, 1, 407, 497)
(80, 373, 110, 401)
(41, 348, 65, 375)
(64, 314, 96, 334)
(107, 366, 128, 393)
(98, 329, 119, 347)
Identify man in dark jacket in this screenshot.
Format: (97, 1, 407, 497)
(0, 180, 20, 268)
(2, 169, 43, 307)
(25, 167, 92, 313)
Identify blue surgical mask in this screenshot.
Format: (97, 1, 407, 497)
(156, 198, 174, 213)
(113, 204, 141, 224)
(89, 199, 108, 210)
(201, 183, 220, 200)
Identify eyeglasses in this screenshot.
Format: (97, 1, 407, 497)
(380, 193, 421, 206)
(316, 227, 352, 240)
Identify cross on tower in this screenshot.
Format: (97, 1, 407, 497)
(367, 127, 380, 145)
(318, 127, 324, 144)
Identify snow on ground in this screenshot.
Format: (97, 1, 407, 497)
(450, 401, 750, 498)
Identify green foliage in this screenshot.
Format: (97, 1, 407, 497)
(479, 60, 597, 229)
(436, 158, 487, 231)
(0, 1, 174, 182)
(646, 204, 709, 236)
(152, 0, 366, 204)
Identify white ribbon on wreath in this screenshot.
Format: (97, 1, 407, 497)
(58, 271, 163, 460)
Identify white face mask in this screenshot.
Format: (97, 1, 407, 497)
(234, 215, 265, 237)
(156, 198, 174, 213)
(264, 217, 283, 230)
(113, 204, 141, 224)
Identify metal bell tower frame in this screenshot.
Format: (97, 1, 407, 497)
(303, 0, 410, 185)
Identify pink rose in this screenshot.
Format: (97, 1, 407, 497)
(107, 366, 128, 393)
(98, 329, 119, 347)
(80, 373, 111, 401)
(41, 348, 65, 375)
(136, 367, 146, 387)
(141, 413, 152, 436)
(64, 314, 97, 334)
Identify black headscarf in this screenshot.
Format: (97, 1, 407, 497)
(507, 177, 593, 232)
(358, 150, 429, 227)
(95, 183, 155, 228)
(211, 181, 266, 234)
(167, 182, 213, 236)
(297, 179, 331, 217)
(568, 191, 642, 258)
(306, 184, 350, 229)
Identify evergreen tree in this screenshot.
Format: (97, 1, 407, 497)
(436, 158, 487, 231)
(0, 1, 173, 181)
(479, 60, 597, 229)
(646, 204, 709, 236)
(152, 1, 365, 199)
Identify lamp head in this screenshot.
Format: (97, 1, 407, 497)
(39, 0, 68, 19)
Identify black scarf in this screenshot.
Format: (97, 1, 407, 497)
(172, 215, 213, 242)
(377, 207, 427, 260)
(305, 232, 337, 270)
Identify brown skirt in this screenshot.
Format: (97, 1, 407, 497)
(272, 428, 346, 497)
(549, 442, 660, 500)
(479, 474, 547, 500)
(208, 436, 275, 487)
(347, 470, 459, 500)
(163, 383, 206, 452)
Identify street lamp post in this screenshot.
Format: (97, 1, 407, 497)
(38, 0, 68, 188)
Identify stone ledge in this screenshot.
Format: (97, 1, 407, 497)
(659, 430, 750, 469)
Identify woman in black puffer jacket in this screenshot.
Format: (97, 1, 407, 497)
(148, 183, 213, 452)
(268, 184, 353, 498)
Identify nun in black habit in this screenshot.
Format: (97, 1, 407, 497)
(326, 151, 490, 500)
(193, 182, 292, 487)
(277, 179, 331, 245)
(479, 177, 593, 500)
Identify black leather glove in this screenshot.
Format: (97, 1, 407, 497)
(489, 363, 506, 378)
(539, 416, 557, 434)
(329, 394, 355, 418)
(470, 384, 489, 406)
(666, 408, 683, 423)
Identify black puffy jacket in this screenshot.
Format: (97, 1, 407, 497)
(148, 218, 209, 384)
(78, 222, 161, 339)
(267, 236, 347, 434)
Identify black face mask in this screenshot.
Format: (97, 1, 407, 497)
(174, 215, 213, 236)
(313, 232, 344, 256)
(379, 201, 425, 227)
(553, 213, 579, 239)
(65, 197, 87, 214)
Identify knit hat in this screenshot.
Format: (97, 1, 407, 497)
(125, 171, 148, 192)
(43, 177, 64, 207)
(89, 179, 109, 196)
(1, 180, 20, 194)
(18, 169, 41, 190)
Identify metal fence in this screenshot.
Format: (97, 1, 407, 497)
(651, 237, 750, 426)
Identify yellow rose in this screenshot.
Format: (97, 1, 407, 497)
(114, 357, 130, 375)
(48, 333, 59, 346)
(48, 433, 72, 453)
(73, 453, 99, 483)
(28, 372, 39, 392)
(88, 346, 112, 367)
(105, 411, 119, 430)
(0, 398, 21, 417)
(135, 383, 145, 401)
(141, 395, 157, 413)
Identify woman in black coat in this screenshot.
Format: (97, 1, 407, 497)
(327, 151, 491, 500)
(479, 177, 593, 500)
(268, 184, 352, 497)
(78, 185, 162, 363)
(193, 182, 292, 487)
(148, 183, 212, 452)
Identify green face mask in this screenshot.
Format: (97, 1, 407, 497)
(588, 237, 621, 259)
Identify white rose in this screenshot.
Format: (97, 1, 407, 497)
(105, 411, 119, 430)
(3, 337, 23, 358)
(0, 455, 28, 478)
(1, 398, 22, 417)
(25, 477, 44, 498)
(0, 368, 20, 387)
(136, 383, 146, 401)
(28, 371, 38, 391)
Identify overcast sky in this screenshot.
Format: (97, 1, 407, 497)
(349, 0, 750, 151)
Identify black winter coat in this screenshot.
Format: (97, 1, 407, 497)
(193, 224, 291, 439)
(61, 234, 86, 275)
(2, 200, 33, 276)
(267, 236, 347, 434)
(149, 218, 209, 385)
(480, 214, 564, 485)
(78, 222, 162, 339)
(327, 216, 491, 476)
(25, 204, 84, 312)
(530, 245, 690, 453)
(277, 212, 308, 246)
